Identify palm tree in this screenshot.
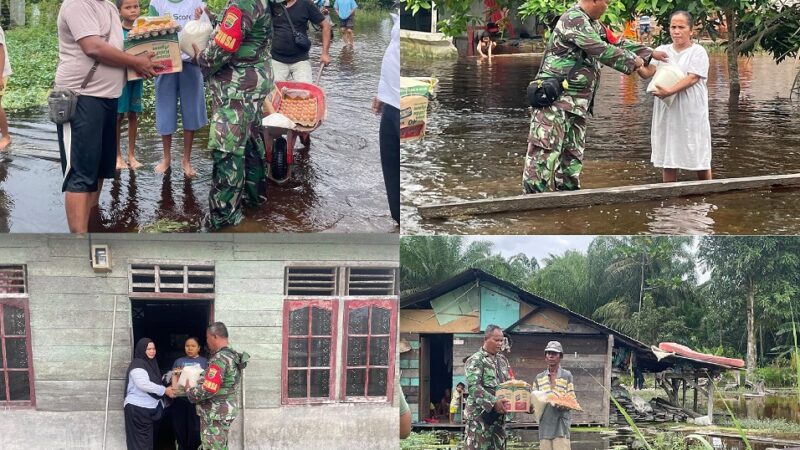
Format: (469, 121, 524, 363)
(400, 236, 495, 294)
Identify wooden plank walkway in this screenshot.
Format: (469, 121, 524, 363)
(418, 173, 800, 220)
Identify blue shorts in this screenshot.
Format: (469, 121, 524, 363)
(154, 62, 208, 135)
(640, 24, 651, 34)
(118, 79, 143, 114)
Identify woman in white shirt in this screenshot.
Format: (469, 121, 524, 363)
(124, 338, 175, 450)
(637, 11, 712, 183)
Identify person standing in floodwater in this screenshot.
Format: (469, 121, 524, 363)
(521, 0, 667, 194)
(637, 11, 711, 183)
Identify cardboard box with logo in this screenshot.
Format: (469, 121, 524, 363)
(497, 380, 532, 413)
(125, 34, 183, 81)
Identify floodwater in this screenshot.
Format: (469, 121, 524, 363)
(0, 16, 396, 233)
(718, 394, 800, 424)
(401, 52, 800, 234)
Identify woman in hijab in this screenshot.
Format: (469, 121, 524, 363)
(124, 338, 175, 450)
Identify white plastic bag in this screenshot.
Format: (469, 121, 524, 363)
(179, 12, 213, 58)
(647, 64, 686, 107)
(177, 364, 204, 388)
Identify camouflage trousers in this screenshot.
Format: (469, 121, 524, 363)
(464, 416, 506, 450)
(199, 415, 233, 450)
(206, 96, 268, 230)
(522, 105, 587, 193)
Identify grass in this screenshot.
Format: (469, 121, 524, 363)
(717, 417, 800, 434)
(5, 25, 58, 111)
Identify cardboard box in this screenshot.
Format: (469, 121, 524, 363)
(125, 34, 183, 81)
(400, 94, 428, 142)
(497, 383, 531, 413)
(401, 77, 433, 98)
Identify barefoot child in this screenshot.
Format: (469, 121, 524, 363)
(0, 24, 13, 151)
(116, 0, 144, 170)
(149, 0, 208, 178)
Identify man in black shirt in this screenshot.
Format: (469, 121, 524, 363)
(271, 0, 331, 83)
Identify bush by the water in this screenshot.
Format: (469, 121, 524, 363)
(5, 25, 58, 110)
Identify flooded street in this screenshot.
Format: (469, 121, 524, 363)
(719, 394, 800, 424)
(401, 53, 800, 234)
(0, 15, 396, 233)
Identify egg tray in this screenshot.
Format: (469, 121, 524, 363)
(129, 17, 181, 40)
(277, 96, 319, 128)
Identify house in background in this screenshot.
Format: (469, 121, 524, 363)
(0, 234, 399, 450)
(400, 269, 737, 424)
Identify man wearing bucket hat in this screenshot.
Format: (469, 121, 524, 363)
(532, 341, 576, 450)
(463, 324, 511, 449)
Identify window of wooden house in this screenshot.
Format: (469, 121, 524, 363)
(345, 267, 398, 296)
(281, 300, 338, 404)
(0, 265, 35, 407)
(285, 267, 338, 296)
(341, 299, 397, 402)
(130, 263, 215, 296)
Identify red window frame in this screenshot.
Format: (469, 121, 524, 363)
(281, 299, 339, 405)
(0, 298, 36, 408)
(340, 299, 397, 403)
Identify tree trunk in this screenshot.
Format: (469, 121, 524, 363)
(725, 9, 740, 101)
(746, 276, 757, 382)
(9, 0, 24, 27)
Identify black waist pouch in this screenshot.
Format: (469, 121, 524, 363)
(527, 77, 565, 108)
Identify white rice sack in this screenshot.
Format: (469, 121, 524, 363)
(177, 364, 205, 388)
(179, 19, 213, 58)
(530, 390, 549, 423)
(262, 112, 297, 129)
(647, 64, 686, 107)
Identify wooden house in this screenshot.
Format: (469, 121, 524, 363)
(400, 269, 737, 424)
(0, 234, 399, 450)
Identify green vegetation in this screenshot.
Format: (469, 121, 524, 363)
(5, 25, 57, 110)
(718, 417, 800, 434)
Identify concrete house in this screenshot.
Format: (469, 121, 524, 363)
(0, 234, 400, 450)
(400, 269, 736, 424)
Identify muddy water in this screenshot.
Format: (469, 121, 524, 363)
(0, 16, 395, 233)
(718, 394, 800, 424)
(401, 53, 800, 234)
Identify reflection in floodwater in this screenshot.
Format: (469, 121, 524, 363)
(0, 16, 396, 233)
(402, 53, 800, 234)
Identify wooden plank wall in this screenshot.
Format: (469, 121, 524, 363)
(399, 333, 421, 421)
(0, 234, 399, 412)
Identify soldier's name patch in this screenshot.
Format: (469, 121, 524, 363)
(216, 6, 243, 52)
(203, 363, 223, 393)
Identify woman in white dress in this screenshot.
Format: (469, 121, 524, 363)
(637, 11, 712, 182)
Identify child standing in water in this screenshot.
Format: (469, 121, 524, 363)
(116, 0, 144, 170)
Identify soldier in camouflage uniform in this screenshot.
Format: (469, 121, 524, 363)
(193, 0, 273, 230)
(186, 322, 250, 449)
(522, 0, 667, 193)
(464, 325, 511, 450)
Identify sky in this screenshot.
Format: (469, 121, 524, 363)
(464, 235, 595, 265)
(463, 235, 709, 283)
